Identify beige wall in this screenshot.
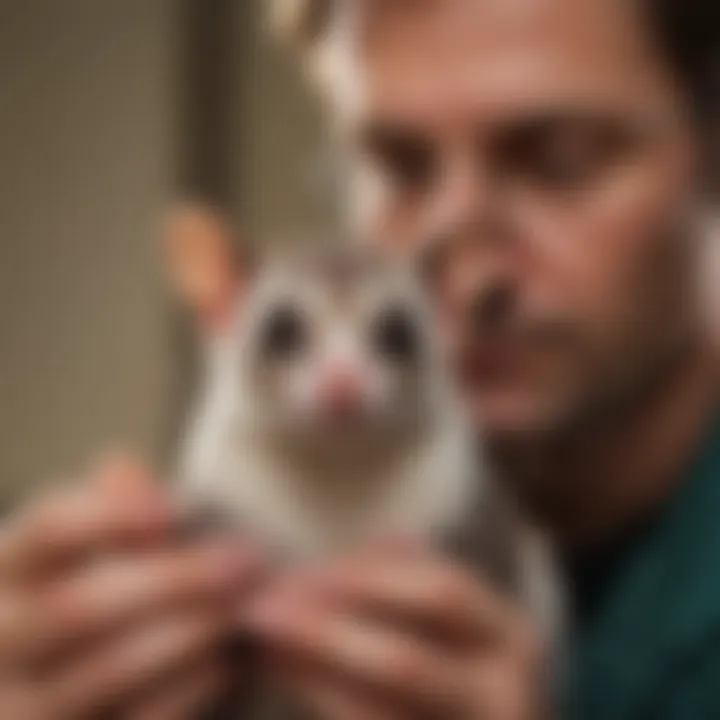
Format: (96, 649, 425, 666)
(236, 3, 335, 242)
(0, 1, 329, 503)
(0, 1, 179, 500)
(0, 2, 714, 505)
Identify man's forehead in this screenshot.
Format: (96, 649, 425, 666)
(354, 0, 639, 45)
(332, 0, 672, 126)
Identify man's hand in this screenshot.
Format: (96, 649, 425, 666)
(245, 540, 549, 720)
(0, 456, 262, 719)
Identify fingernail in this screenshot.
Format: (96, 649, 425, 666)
(132, 500, 174, 534)
(206, 544, 262, 587)
(366, 530, 427, 556)
(281, 567, 323, 593)
(244, 596, 289, 634)
(303, 567, 346, 597)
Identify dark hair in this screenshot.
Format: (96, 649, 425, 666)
(647, 0, 719, 123)
(275, 0, 718, 108)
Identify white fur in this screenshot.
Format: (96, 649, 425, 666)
(176, 312, 480, 558)
(174, 282, 562, 654)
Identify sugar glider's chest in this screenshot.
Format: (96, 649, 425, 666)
(177, 418, 481, 560)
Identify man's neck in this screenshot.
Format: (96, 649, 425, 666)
(494, 340, 719, 554)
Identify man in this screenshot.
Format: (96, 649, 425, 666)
(242, 1, 718, 717)
(0, 0, 716, 718)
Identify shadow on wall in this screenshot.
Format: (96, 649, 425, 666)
(0, 2, 179, 504)
(0, 0, 330, 504)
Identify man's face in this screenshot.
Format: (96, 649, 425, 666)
(335, 0, 699, 438)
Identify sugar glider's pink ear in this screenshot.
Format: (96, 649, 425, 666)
(162, 202, 250, 336)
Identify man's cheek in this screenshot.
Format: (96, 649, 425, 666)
(463, 345, 585, 433)
(467, 379, 568, 436)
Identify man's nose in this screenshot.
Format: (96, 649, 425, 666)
(419, 150, 516, 299)
(425, 151, 499, 246)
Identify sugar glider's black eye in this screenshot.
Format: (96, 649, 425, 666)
(261, 305, 306, 357)
(372, 306, 420, 362)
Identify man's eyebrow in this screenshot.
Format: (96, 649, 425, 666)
(489, 105, 677, 138)
(357, 118, 432, 145)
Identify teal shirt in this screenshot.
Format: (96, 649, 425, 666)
(570, 412, 720, 719)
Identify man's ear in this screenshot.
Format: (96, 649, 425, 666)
(161, 202, 250, 335)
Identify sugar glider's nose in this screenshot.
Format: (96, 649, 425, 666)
(317, 364, 367, 422)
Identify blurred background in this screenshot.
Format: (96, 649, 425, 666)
(0, 1, 334, 504)
(0, 1, 717, 507)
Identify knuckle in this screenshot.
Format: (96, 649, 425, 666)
(154, 616, 226, 667)
(89, 453, 158, 499)
(431, 571, 473, 614)
(385, 643, 428, 688)
(175, 550, 221, 592)
(0, 591, 23, 633)
(0, 594, 32, 665)
(42, 676, 84, 720)
(21, 490, 78, 548)
(19, 505, 56, 548)
(153, 551, 214, 601)
(37, 586, 92, 641)
(0, 523, 19, 564)
(190, 661, 226, 705)
(152, 559, 190, 600)
(193, 657, 224, 687)
(0, 682, 49, 720)
(156, 572, 208, 615)
(82, 653, 138, 704)
(528, 634, 548, 670)
(90, 451, 145, 480)
(513, 625, 546, 671)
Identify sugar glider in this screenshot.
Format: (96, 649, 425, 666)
(163, 212, 559, 717)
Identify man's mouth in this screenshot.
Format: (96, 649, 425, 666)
(458, 319, 576, 385)
(459, 341, 522, 383)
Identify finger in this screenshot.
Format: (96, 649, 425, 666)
(311, 554, 519, 645)
(0, 541, 261, 668)
(127, 657, 227, 720)
(283, 671, 406, 720)
(0, 680, 55, 720)
(51, 612, 230, 719)
(90, 452, 161, 501)
(0, 456, 172, 581)
(249, 602, 461, 711)
(357, 531, 432, 560)
(274, 652, 408, 720)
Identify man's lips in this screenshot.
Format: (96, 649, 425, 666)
(457, 339, 526, 382)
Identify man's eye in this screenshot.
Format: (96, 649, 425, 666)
(528, 142, 600, 187)
(531, 131, 623, 188)
(362, 126, 435, 192)
(498, 119, 635, 192)
(261, 306, 307, 357)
